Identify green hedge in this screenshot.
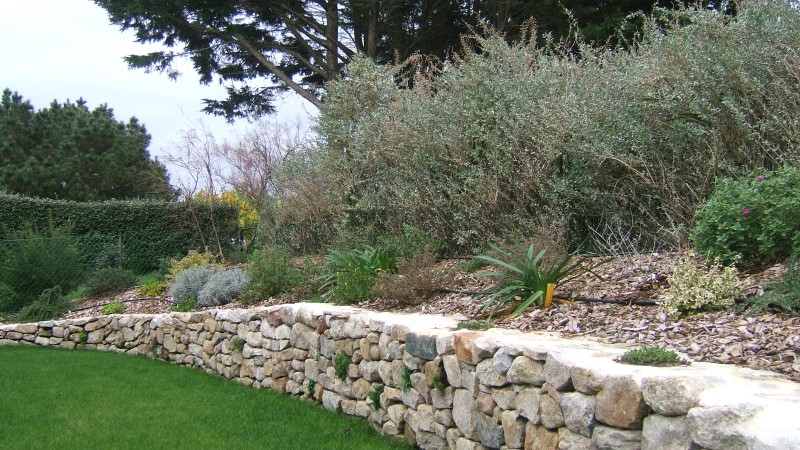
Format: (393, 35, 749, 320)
(0, 194, 239, 273)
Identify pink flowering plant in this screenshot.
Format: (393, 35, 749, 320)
(691, 166, 800, 266)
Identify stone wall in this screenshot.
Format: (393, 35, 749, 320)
(1, 303, 798, 450)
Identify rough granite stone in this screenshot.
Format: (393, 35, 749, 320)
(571, 367, 607, 395)
(406, 331, 439, 361)
(641, 376, 709, 416)
(501, 410, 526, 449)
(687, 403, 762, 450)
(516, 387, 542, 423)
(455, 388, 479, 439)
(507, 356, 546, 386)
(642, 414, 698, 450)
(595, 376, 649, 429)
(540, 393, 565, 430)
(560, 392, 597, 437)
(544, 354, 574, 391)
(476, 412, 505, 449)
(477, 358, 511, 387)
(557, 427, 596, 450)
(591, 425, 642, 450)
(525, 423, 559, 450)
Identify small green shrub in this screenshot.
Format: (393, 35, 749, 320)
(231, 337, 245, 353)
(660, 255, 742, 317)
(740, 250, 800, 316)
(197, 268, 249, 307)
(692, 167, 800, 267)
(17, 287, 73, 322)
(86, 267, 137, 297)
(169, 265, 214, 303)
(77, 331, 88, 345)
(101, 301, 125, 315)
(330, 266, 375, 304)
(140, 280, 166, 297)
(334, 352, 352, 381)
(476, 243, 604, 318)
(367, 384, 384, 410)
(242, 246, 302, 303)
(616, 347, 690, 366)
(432, 371, 447, 394)
(170, 298, 198, 312)
(457, 257, 488, 274)
(64, 285, 89, 301)
(399, 367, 412, 392)
(166, 250, 219, 284)
(0, 224, 86, 312)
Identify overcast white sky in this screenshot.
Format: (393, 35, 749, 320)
(0, 0, 313, 183)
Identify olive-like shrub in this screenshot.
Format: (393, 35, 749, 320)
(197, 268, 249, 306)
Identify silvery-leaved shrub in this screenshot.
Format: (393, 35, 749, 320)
(197, 268, 249, 306)
(169, 265, 214, 303)
(659, 254, 742, 318)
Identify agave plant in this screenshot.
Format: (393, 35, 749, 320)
(475, 243, 605, 318)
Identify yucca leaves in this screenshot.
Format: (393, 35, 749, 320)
(476, 244, 605, 318)
(319, 245, 398, 299)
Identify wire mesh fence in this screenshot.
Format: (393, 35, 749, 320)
(0, 231, 225, 314)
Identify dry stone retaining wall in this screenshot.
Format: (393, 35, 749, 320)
(1, 303, 799, 450)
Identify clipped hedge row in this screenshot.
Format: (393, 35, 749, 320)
(0, 193, 239, 273)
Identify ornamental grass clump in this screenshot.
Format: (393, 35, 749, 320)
(475, 243, 604, 318)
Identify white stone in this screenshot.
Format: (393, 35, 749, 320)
(641, 375, 710, 416)
(454, 388, 479, 439)
(642, 414, 695, 450)
(591, 426, 642, 450)
(507, 356, 546, 386)
(515, 387, 542, 423)
(560, 392, 597, 438)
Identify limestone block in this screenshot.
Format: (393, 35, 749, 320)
(355, 400, 372, 418)
(412, 372, 430, 399)
(507, 356, 546, 386)
(557, 427, 596, 450)
(525, 423, 558, 450)
(34, 336, 49, 346)
(595, 376, 649, 430)
(87, 329, 105, 345)
(477, 358, 511, 388)
(463, 368, 479, 397)
(383, 386, 403, 403)
(437, 333, 455, 355)
(409, 404, 437, 433)
(641, 414, 696, 450)
(543, 354, 573, 391)
(404, 352, 424, 371)
(455, 388, 479, 439)
(342, 399, 357, 415)
(591, 426, 642, 450)
(641, 376, 709, 416)
(476, 412, 505, 449)
(560, 392, 597, 437)
(388, 403, 407, 425)
(383, 421, 402, 437)
(515, 388, 542, 423)
(540, 394, 565, 430)
(501, 410, 526, 449)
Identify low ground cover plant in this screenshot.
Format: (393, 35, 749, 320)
(616, 347, 690, 367)
(101, 301, 125, 315)
(241, 246, 303, 303)
(740, 250, 800, 316)
(0, 346, 410, 450)
(16, 287, 73, 322)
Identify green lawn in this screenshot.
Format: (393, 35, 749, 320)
(0, 346, 410, 450)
